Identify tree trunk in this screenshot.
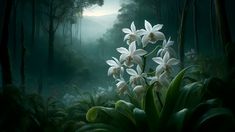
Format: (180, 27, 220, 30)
(38, 69, 43, 94)
(20, 23, 25, 92)
(70, 23, 73, 45)
(13, 1, 17, 59)
(48, 18, 54, 71)
(32, 0, 35, 47)
(178, 0, 189, 69)
(193, 0, 199, 53)
(48, 4, 55, 72)
(0, 0, 13, 88)
(214, 0, 235, 78)
(210, 0, 215, 55)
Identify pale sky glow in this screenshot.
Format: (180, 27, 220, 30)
(83, 0, 121, 16)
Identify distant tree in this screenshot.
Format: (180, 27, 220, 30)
(40, 0, 103, 72)
(40, 0, 74, 71)
(0, 0, 13, 88)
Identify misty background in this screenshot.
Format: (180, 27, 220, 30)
(1, 0, 235, 97)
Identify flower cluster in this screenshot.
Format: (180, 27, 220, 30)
(106, 20, 179, 96)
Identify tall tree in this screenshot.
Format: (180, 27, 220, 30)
(193, 0, 199, 53)
(32, 0, 36, 47)
(0, 0, 13, 88)
(41, 0, 74, 71)
(20, 23, 26, 92)
(178, 0, 190, 69)
(214, 0, 235, 78)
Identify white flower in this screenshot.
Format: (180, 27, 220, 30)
(148, 72, 169, 92)
(122, 21, 143, 45)
(152, 52, 179, 74)
(126, 65, 147, 87)
(185, 49, 196, 60)
(157, 37, 176, 57)
(133, 85, 146, 96)
(116, 78, 128, 94)
(117, 42, 147, 67)
(139, 20, 165, 47)
(106, 57, 124, 79)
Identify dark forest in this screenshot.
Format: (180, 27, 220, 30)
(0, 0, 235, 131)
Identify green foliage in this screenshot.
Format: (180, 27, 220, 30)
(143, 85, 160, 131)
(82, 67, 235, 132)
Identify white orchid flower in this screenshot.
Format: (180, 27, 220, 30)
(152, 52, 179, 74)
(148, 72, 169, 92)
(133, 85, 146, 96)
(106, 57, 124, 79)
(117, 42, 147, 67)
(157, 37, 176, 57)
(116, 78, 128, 94)
(185, 49, 196, 60)
(122, 21, 143, 45)
(139, 20, 165, 47)
(126, 65, 147, 87)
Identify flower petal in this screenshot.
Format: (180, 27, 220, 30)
(117, 47, 129, 54)
(122, 28, 132, 34)
(152, 24, 163, 31)
(152, 57, 163, 65)
(142, 34, 150, 47)
(129, 42, 136, 54)
(153, 31, 165, 41)
(145, 20, 152, 31)
(112, 57, 121, 65)
(133, 55, 143, 65)
(136, 29, 146, 36)
(131, 21, 136, 32)
(157, 49, 163, 56)
(108, 67, 115, 76)
(167, 58, 179, 65)
(163, 52, 170, 63)
(134, 49, 147, 56)
(120, 54, 128, 62)
(124, 34, 130, 41)
(136, 65, 142, 75)
(106, 60, 117, 67)
(133, 85, 145, 95)
(126, 68, 137, 76)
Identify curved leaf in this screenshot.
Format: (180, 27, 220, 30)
(86, 106, 135, 131)
(143, 85, 160, 132)
(77, 123, 120, 132)
(195, 108, 235, 132)
(159, 67, 189, 129)
(167, 108, 189, 132)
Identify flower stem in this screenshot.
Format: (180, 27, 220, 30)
(144, 45, 161, 57)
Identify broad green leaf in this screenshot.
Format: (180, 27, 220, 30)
(143, 85, 160, 132)
(159, 67, 190, 130)
(167, 108, 189, 132)
(174, 82, 203, 111)
(133, 108, 149, 132)
(195, 108, 235, 132)
(115, 100, 136, 124)
(77, 123, 120, 132)
(86, 106, 135, 131)
(183, 99, 223, 131)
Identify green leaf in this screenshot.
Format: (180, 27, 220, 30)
(143, 85, 160, 132)
(86, 106, 135, 131)
(133, 108, 149, 132)
(77, 123, 120, 132)
(174, 82, 203, 111)
(115, 100, 136, 124)
(195, 108, 235, 132)
(167, 108, 189, 132)
(159, 67, 190, 130)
